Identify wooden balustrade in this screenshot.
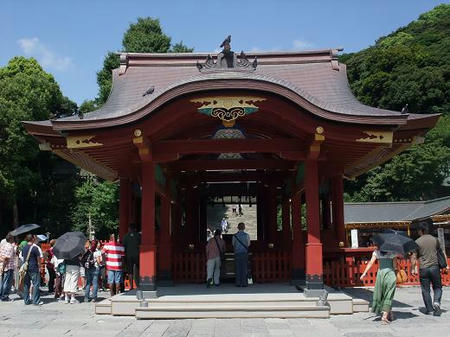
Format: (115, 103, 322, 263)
(323, 255, 450, 287)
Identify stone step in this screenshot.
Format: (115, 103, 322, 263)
(95, 298, 111, 315)
(135, 304, 330, 319)
(352, 298, 370, 312)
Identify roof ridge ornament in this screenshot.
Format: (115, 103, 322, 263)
(196, 35, 257, 73)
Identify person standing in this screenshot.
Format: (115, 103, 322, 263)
(46, 239, 56, 293)
(122, 224, 141, 289)
(103, 234, 125, 296)
(82, 240, 100, 302)
(232, 222, 250, 287)
(205, 229, 226, 287)
(0, 233, 16, 301)
(411, 219, 448, 316)
(63, 252, 81, 304)
(221, 218, 228, 233)
(360, 247, 397, 323)
(21, 234, 43, 305)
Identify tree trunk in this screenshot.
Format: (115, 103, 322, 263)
(13, 199, 19, 228)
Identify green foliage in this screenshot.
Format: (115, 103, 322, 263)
(0, 57, 79, 233)
(0, 57, 66, 200)
(96, 17, 193, 104)
(171, 41, 194, 53)
(71, 174, 119, 239)
(342, 4, 450, 201)
(79, 99, 99, 114)
(96, 52, 120, 104)
(122, 17, 171, 53)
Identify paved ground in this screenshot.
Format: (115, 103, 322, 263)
(0, 286, 448, 337)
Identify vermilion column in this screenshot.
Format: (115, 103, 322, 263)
(268, 183, 278, 245)
(291, 193, 305, 285)
(158, 195, 173, 285)
(282, 199, 291, 247)
(139, 162, 157, 293)
(332, 175, 346, 246)
(305, 159, 323, 294)
(119, 178, 130, 242)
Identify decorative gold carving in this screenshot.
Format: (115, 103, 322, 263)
(66, 135, 102, 149)
(356, 131, 393, 144)
(191, 96, 266, 127)
(315, 126, 324, 134)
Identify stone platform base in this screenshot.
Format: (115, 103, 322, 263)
(95, 284, 369, 319)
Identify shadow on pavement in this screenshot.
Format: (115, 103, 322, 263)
(340, 287, 412, 308)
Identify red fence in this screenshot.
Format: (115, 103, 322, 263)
(252, 252, 291, 282)
(172, 251, 291, 283)
(173, 252, 206, 283)
(324, 256, 450, 287)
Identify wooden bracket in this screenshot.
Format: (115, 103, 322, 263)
(308, 127, 325, 160)
(132, 129, 152, 161)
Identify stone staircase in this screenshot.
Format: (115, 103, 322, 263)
(95, 285, 369, 319)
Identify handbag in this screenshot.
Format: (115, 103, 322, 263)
(18, 245, 33, 290)
(396, 269, 407, 284)
(436, 238, 448, 269)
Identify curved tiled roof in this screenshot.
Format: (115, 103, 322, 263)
(55, 50, 407, 126)
(344, 196, 450, 223)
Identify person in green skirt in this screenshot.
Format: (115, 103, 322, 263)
(360, 248, 398, 323)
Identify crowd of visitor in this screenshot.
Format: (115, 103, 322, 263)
(0, 224, 140, 306)
(0, 218, 447, 325)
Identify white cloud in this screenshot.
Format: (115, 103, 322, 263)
(17, 37, 73, 71)
(292, 39, 314, 50)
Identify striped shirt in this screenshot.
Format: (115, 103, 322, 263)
(102, 241, 125, 271)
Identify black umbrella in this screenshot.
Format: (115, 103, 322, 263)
(373, 232, 419, 255)
(9, 223, 40, 236)
(53, 231, 87, 260)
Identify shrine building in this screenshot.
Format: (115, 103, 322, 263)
(24, 38, 439, 296)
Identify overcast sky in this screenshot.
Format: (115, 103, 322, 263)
(1, 0, 448, 105)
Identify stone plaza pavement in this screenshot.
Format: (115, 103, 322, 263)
(0, 287, 448, 337)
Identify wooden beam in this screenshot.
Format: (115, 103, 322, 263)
(167, 159, 296, 171)
(153, 138, 306, 156)
(179, 171, 289, 184)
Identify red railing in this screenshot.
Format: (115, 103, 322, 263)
(252, 252, 291, 282)
(173, 252, 206, 283)
(324, 254, 450, 287)
(172, 251, 291, 283)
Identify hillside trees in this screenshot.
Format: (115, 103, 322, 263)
(342, 4, 450, 201)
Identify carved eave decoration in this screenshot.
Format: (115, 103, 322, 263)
(191, 96, 266, 127)
(196, 35, 257, 73)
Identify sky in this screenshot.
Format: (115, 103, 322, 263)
(1, 0, 448, 105)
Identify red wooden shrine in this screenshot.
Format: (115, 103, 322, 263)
(25, 38, 439, 295)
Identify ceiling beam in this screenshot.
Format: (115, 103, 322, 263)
(153, 138, 306, 156)
(167, 159, 296, 171)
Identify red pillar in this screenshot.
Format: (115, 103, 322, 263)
(139, 162, 157, 292)
(291, 193, 305, 284)
(332, 175, 346, 246)
(158, 195, 173, 285)
(119, 178, 130, 242)
(282, 199, 291, 248)
(268, 183, 278, 244)
(305, 159, 323, 293)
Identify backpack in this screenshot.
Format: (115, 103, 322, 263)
(83, 251, 95, 269)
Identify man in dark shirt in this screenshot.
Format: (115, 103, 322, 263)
(122, 224, 141, 288)
(21, 234, 42, 305)
(411, 219, 447, 316)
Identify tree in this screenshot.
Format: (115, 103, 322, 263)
(342, 4, 450, 201)
(96, 17, 194, 104)
(0, 57, 78, 229)
(71, 174, 119, 240)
